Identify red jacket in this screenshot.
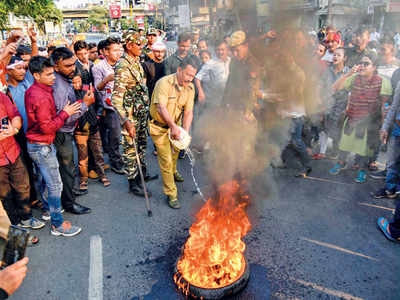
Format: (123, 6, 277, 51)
(25, 81, 69, 144)
(0, 92, 21, 166)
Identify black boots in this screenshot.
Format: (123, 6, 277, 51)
(129, 176, 152, 197)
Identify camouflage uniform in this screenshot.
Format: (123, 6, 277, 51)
(112, 32, 150, 181)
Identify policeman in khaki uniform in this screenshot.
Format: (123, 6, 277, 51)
(112, 30, 157, 197)
(149, 56, 199, 209)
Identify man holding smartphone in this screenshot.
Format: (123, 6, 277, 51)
(25, 56, 82, 236)
(0, 90, 45, 234)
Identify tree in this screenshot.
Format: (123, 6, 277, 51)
(0, 0, 63, 31)
(88, 6, 109, 33)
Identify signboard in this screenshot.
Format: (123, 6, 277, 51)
(135, 16, 145, 24)
(178, 4, 191, 29)
(109, 5, 121, 18)
(45, 21, 54, 34)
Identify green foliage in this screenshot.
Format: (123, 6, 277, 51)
(120, 18, 130, 31)
(74, 20, 90, 33)
(88, 6, 109, 33)
(0, 0, 63, 31)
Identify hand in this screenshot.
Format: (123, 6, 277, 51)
(350, 65, 361, 75)
(63, 101, 81, 116)
(4, 42, 18, 56)
(124, 121, 136, 138)
(266, 30, 276, 39)
(7, 30, 24, 44)
(198, 90, 205, 103)
(170, 125, 181, 140)
(380, 130, 388, 144)
(83, 89, 95, 106)
(0, 257, 29, 296)
(28, 27, 37, 43)
(72, 76, 82, 90)
(104, 73, 114, 84)
(0, 124, 16, 141)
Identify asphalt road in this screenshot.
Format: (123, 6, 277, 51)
(9, 136, 399, 300)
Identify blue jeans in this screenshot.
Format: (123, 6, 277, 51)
(27, 143, 63, 227)
(289, 117, 311, 168)
(385, 135, 400, 191)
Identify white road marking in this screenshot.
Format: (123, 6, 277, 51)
(359, 202, 395, 213)
(301, 237, 378, 261)
(89, 235, 103, 300)
(292, 278, 364, 300)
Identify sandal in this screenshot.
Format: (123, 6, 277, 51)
(100, 177, 111, 187)
(377, 217, 400, 243)
(312, 153, 326, 160)
(28, 235, 39, 247)
(79, 181, 88, 191)
(369, 162, 378, 171)
(167, 196, 181, 209)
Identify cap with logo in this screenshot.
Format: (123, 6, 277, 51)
(229, 31, 247, 48)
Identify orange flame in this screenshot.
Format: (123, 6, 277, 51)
(175, 181, 251, 291)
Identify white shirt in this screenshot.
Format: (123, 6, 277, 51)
(195, 57, 231, 106)
(321, 51, 334, 63)
(370, 32, 380, 42)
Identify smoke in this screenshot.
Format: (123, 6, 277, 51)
(193, 2, 324, 189)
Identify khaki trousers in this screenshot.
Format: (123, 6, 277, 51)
(150, 130, 179, 198)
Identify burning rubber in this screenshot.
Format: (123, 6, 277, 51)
(174, 256, 250, 300)
(174, 181, 252, 299)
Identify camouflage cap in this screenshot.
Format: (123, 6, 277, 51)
(122, 30, 144, 45)
(229, 30, 247, 48)
(147, 28, 158, 36)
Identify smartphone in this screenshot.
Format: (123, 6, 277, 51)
(1, 226, 29, 269)
(15, 37, 24, 48)
(1, 116, 8, 130)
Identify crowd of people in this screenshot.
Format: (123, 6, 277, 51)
(0, 23, 400, 297)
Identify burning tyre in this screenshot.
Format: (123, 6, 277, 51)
(174, 181, 251, 299)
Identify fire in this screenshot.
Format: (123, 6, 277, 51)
(174, 180, 251, 291)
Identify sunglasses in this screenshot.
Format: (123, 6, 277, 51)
(360, 61, 371, 67)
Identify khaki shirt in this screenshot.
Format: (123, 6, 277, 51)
(150, 74, 195, 126)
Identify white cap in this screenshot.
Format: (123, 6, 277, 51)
(152, 41, 166, 51)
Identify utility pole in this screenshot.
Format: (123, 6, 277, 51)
(327, 0, 333, 26)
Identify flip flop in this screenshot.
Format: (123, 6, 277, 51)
(377, 217, 400, 243)
(28, 235, 39, 247)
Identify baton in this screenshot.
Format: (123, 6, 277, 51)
(122, 131, 152, 217)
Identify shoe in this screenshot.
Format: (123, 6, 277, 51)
(373, 188, 397, 199)
(167, 196, 181, 209)
(89, 170, 99, 179)
(128, 178, 151, 197)
(42, 211, 50, 221)
(178, 150, 186, 159)
(354, 170, 367, 183)
(295, 167, 312, 178)
(329, 162, 345, 175)
(144, 174, 159, 182)
(377, 217, 400, 243)
(312, 153, 326, 160)
(64, 203, 91, 215)
(111, 166, 125, 175)
(369, 169, 387, 180)
(396, 186, 400, 195)
(104, 164, 110, 171)
(42, 209, 64, 221)
(73, 188, 88, 196)
(18, 217, 45, 230)
(51, 221, 82, 237)
(174, 172, 184, 182)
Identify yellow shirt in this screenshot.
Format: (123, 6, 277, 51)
(150, 74, 195, 126)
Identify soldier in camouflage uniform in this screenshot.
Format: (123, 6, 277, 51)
(141, 28, 158, 62)
(112, 30, 158, 197)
